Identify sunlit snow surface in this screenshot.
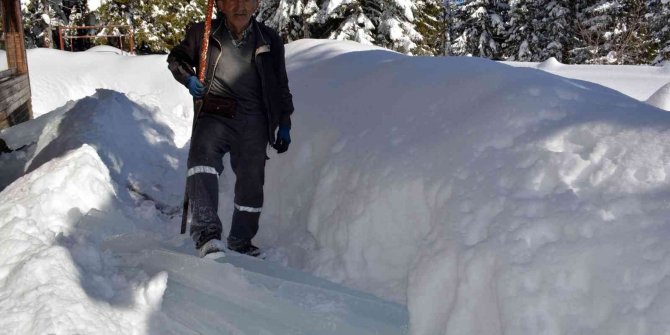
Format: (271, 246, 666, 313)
(1, 41, 670, 334)
(507, 57, 670, 110)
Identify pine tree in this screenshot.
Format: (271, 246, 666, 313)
(377, 0, 422, 53)
(413, 0, 442, 55)
(452, 0, 509, 59)
(97, 0, 205, 54)
(504, 0, 540, 61)
(301, 0, 420, 53)
(22, 0, 89, 49)
(649, 0, 670, 64)
(23, 0, 51, 48)
(413, 0, 456, 55)
(256, 0, 279, 25)
(571, 0, 656, 64)
(571, 0, 621, 64)
(261, 0, 374, 46)
(536, 0, 576, 63)
(615, 0, 655, 64)
(258, 0, 318, 42)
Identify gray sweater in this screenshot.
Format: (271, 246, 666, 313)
(209, 24, 264, 116)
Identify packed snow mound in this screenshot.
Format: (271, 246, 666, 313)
(272, 40, 670, 335)
(26, 48, 192, 146)
(0, 89, 185, 218)
(85, 45, 128, 55)
(537, 56, 562, 70)
(285, 39, 398, 72)
(646, 82, 670, 111)
(2, 89, 185, 207)
(0, 144, 168, 334)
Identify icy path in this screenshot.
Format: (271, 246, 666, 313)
(104, 235, 408, 334)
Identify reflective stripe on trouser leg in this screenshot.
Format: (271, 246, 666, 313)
(230, 203, 262, 242)
(188, 165, 219, 177)
(235, 203, 262, 213)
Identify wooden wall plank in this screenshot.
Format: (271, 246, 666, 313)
(0, 68, 17, 80)
(0, 88, 30, 113)
(0, 74, 29, 103)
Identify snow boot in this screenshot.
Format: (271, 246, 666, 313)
(227, 236, 262, 258)
(198, 239, 227, 258)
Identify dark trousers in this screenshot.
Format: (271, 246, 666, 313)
(187, 112, 268, 248)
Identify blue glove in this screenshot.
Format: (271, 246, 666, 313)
(186, 76, 205, 99)
(273, 125, 291, 154)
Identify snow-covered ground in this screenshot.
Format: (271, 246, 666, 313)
(84, 45, 132, 55)
(1, 40, 670, 334)
(506, 57, 670, 110)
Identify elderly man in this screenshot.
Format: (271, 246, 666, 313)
(167, 0, 294, 257)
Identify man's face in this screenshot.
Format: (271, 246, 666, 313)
(217, 0, 258, 29)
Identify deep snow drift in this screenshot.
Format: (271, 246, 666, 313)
(282, 40, 670, 335)
(1, 41, 670, 334)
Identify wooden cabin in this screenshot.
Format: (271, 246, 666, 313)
(0, 0, 32, 130)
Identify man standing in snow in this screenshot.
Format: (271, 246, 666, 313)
(167, 0, 294, 257)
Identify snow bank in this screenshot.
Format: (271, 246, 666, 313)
(507, 59, 670, 108)
(0, 88, 180, 332)
(265, 39, 670, 334)
(85, 45, 129, 55)
(0, 145, 167, 334)
(26, 48, 193, 146)
(537, 56, 562, 70)
(646, 82, 670, 111)
(1, 89, 185, 207)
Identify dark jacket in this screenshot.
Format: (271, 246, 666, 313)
(167, 17, 294, 144)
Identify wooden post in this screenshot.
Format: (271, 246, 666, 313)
(59, 26, 64, 50)
(129, 29, 135, 54)
(0, 0, 33, 128)
(1, 0, 29, 74)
